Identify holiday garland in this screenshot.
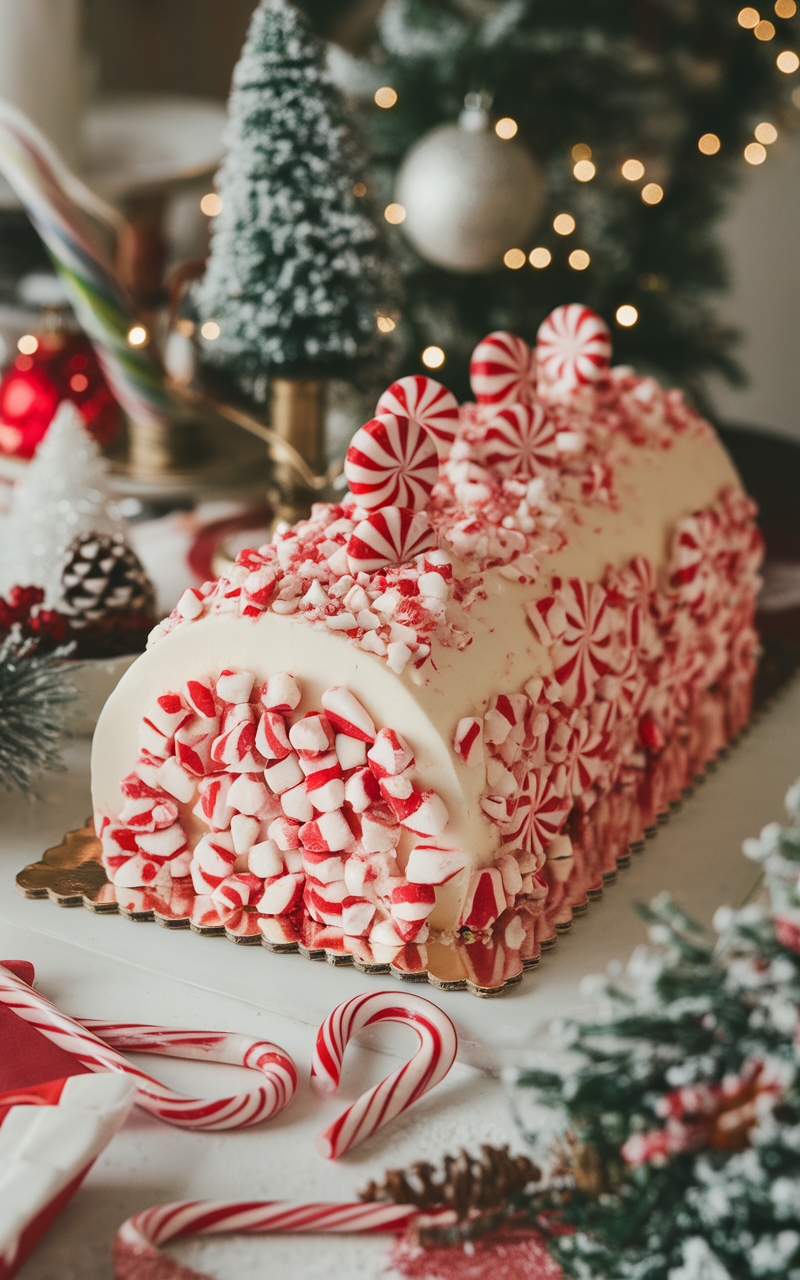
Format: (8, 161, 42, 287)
(365, 0, 800, 405)
(0, 630, 76, 792)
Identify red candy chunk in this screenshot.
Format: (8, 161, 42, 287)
(267, 816, 301, 850)
(183, 679, 217, 720)
(360, 811, 401, 854)
(344, 767, 381, 812)
(211, 872, 263, 910)
(227, 772, 273, 817)
(341, 897, 376, 937)
(346, 506, 437, 575)
(305, 766, 346, 813)
(255, 710, 292, 761)
(196, 774, 235, 831)
(367, 728, 414, 778)
(401, 791, 449, 837)
(264, 754, 304, 795)
(215, 670, 256, 704)
(379, 774, 419, 822)
(299, 810, 355, 853)
(156, 757, 196, 804)
(389, 882, 436, 921)
(453, 717, 484, 768)
(301, 851, 346, 885)
(175, 721, 218, 776)
(211, 720, 265, 773)
(459, 868, 506, 932)
(257, 871, 305, 915)
(321, 687, 376, 743)
(147, 693, 191, 738)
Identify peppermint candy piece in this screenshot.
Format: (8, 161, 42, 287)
(375, 376, 459, 458)
(469, 331, 536, 410)
(480, 402, 557, 478)
(345, 414, 439, 512)
(346, 507, 437, 575)
(536, 304, 612, 396)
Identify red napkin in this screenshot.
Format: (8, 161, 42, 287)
(0, 961, 89, 1091)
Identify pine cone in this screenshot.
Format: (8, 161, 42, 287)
(359, 1144, 540, 1217)
(60, 532, 155, 625)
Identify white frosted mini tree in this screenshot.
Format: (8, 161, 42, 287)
(196, 0, 398, 403)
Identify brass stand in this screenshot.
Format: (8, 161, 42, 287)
(268, 376, 327, 526)
(126, 416, 205, 478)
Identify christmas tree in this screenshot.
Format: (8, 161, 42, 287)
(364, 0, 800, 404)
(516, 788, 800, 1280)
(196, 0, 399, 405)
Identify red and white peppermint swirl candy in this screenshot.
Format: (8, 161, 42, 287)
(375, 376, 460, 458)
(346, 506, 437, 574)
(0, 965, 296, 1130)
(536, 304, 612, 396)
(469, 330, 536, 410)
(115, 1198, 419, 1279)
(345, 414, 439, 512)
(311, 990, 458, 1159)
(480, 402, 557, 478)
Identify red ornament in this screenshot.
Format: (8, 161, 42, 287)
(0, 332, 120, 459)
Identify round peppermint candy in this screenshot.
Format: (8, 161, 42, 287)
(344, 414, 439, 512)
(535, 304, 611, 396)
(481, 402, 557, 478)
(375, 376, 459, 458)
(346, 507, 437, 574)
(469, 331, 536, 410)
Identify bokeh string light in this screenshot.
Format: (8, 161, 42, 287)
(744, 141, 767, 164)
(374, 87, 397, 109)
(571, 143, 592, 160)
(616, 305, 638, 327)
(698, 133, 721, 154)
(376, 315, 396, 333)
(621, 159, 645, 180)
(553, 213, 575, 235)
(775, 0, 796, 15)
(529, 247, 551, 268)
(200, 192, 222, 217)
(754, 122, 778, 144)
(495, 118, 518, 139)
(641, 183, 664, 204)
(353, 182, 367, 197)
(201, 321, 220, 340)
(503, 248, 526, 269)
(755, 18, 776, 37)
(384, 203, 406, 225)
(568, 249, 590, 270)
(573, 159, 596, 181)
(17, 334, 38, 355)
(127, 326, 147, 347)
(738, 6, 760, 25)
(777, 49, 800, 71)
(422, 346, 445, 369)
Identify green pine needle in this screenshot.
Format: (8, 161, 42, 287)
(0, 629, 77, 793)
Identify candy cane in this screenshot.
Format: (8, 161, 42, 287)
(115, 1199, 420, 1280)
(0, 100, 175, 428)
(311, 991, 458, 1159)
(0, 966, 296, 1130)
(375, 376, 460, 458)
(345, 414, 439, 512)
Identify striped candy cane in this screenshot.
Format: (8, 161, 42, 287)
(115, 1199, 420, 1280)
(0, 99, 176, 428)
(311, 991, 458, 1159)
(0, 965, 296, 1130)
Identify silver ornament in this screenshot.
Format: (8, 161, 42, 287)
(395, 103, 545, 273)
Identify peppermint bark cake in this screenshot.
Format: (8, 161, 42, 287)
(91, 306, 762, 962)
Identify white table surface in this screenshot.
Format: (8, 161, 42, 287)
(3, 677, 800, 1279)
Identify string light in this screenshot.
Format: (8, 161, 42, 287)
(755, 121, 778, 143)
(175, 319, 195, 336)
(738, 6, 760, 25)
(621, 159, 645, 180)
(353, 182, 367, 197)
(744, 141, 767, 163)
(495, 118, 518, 139)
(698, 133, 721, 154)
(422, 346, 445, 369)
(384, 203, 406, 225)
(69, 373, 89, 392)
(376, 315, 396, 333)
(638, 272, 669, 292)
(642, 183, 664, 204)
(374, 87, 398, 108)
(573, 160, 596, 181)
(529, 247, 552, 268)
(127, 325, 147, 346)
(200, 321, 220, 340)
(616, 305, 638, 327)
(16, 334, 38, 354)
(568, 249, 590, 270)
(777, 49, 800, 70)
(200, 193, 222, 216)
(503, 248, 526, 268)
(572, 143, 592, 161)
(775, 0, 796, 15)
(755, 18, 776, 36)
(553, 213, 576, 235)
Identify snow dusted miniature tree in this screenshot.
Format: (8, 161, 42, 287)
(515, 805, 800, 1280)
(196, 0, 398, 404)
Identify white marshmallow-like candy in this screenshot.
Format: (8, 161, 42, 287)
(367, 728, 414, 778)
(401, 791, 449, 837)
(334, 734, 367, 771)
(257, 871, 305, 915)
(453, 717, 484, 769)
(289, 714, 333, 756)
(342, 898, 376, 937)
(177, 587, 204, 619)
(147, 694, 191, 737)
(361, 813, 401, 854)
(231, 813, 261, 855)
(305, 774, 346, 813)
(156, 757, 196, 804)
(137, 824, 187, 859)
(281, 781, 314, 822)
(264, 754, 304, 794)
(267, 816, 300, 850)
(497, 852, 523, 897)
(405, 845, 468, 885)
(195, 773, 235, 831)
(344, 768, 379, 813)
(215, 669, 256, 705)
(227, 772, 271, 816)
(248, 839, 284, 878)
(301, 810, 354, 853)
(255, 710, 292, 760)
(260, 672, 301, 712)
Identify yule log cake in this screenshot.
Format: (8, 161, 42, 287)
(91, 305, 762, 958)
